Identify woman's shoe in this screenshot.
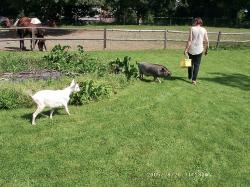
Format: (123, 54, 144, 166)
(192, 80, 197, 85)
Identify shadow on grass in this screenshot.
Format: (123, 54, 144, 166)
(167, 74, 250, 91)
(139, 76, 177, 83)
(139, 78, 154, 83)
(4, 47, 21, 51)
(21, 109, 62, 122)
(168, 76, 191, 84)
(200, 73, 250, 91)
(4, 46, 32, 51)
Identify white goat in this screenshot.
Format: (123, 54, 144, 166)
(31, 79, 80, 125)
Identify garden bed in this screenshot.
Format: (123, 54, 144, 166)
(0, 70, 61, 80)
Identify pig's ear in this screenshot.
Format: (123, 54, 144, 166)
(70, 79, 75, 86)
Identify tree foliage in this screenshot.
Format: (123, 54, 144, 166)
(0, 0, 249, 25)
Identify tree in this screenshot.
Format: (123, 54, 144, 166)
(177, 0, 250, 24)
(1, 0, 249, 26)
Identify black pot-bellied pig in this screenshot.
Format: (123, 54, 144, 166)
(138, 62, 171, 83)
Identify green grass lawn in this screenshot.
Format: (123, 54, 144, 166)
(0, 49, 250, 186)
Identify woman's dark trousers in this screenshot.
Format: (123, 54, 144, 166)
(188, 53, 202, 81)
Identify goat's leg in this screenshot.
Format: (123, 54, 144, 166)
(50, 109, 54, 119)
(64, 104, 71, 115)
(32, 106, 44, 125)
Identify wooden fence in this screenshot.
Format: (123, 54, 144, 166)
(0, 27, 250, 50)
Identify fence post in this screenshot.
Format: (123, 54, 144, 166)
(164, 29, 167, 49)
(31, 27, 35, 51)
(216, 31, 222, 49)
(104, 28, 107, 50)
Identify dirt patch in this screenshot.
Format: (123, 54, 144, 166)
(0, 70, 61, 80)
(0, 29, 187, 51)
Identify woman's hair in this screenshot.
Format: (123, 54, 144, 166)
(193, 17, 203, 26)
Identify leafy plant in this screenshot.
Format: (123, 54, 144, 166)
(0, 55, 46, 73)
(43, 45, 108, 76)
(75, 46, 108, 76)
(0, 88, 33, 109)
(70, 80, 112, 105)
(109, 56, 138, 80)
(43, 45, 74, 72)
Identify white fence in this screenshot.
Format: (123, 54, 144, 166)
(0, 27, 250, 51)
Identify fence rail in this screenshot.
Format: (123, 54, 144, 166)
(0, 27, 250, 50)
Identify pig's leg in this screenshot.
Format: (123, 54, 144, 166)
(154, 77, 161, 83)
(140, 73, 144, 79)
(139, 70, 143, 79)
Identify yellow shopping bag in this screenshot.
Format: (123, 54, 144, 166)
(180, 57, 191, 68)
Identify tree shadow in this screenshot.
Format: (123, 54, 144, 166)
(200, 73, 250, 91)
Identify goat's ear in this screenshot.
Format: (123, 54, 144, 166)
(70, 79, 75, 86)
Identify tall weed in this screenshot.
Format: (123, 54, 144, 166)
(43, 45, 108, 76)
(0, 88, 33, 109)
(70, 80, 112, 105)
(109, 56, 138, 80)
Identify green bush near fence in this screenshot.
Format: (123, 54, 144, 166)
(0, 45, 138, 109)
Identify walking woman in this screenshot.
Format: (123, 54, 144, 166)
(184, 17, 209, 85)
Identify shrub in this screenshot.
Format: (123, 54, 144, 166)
(70, 80, 112, 105)
(0, 55, 46, 73)
(43, 45, 108, 76)
(109, 56, 138, 80)
(0, 79, 113, 109)
(0, 88, 33, 109)
(43, 45, 74, 72)
(75, 46, 108, 76)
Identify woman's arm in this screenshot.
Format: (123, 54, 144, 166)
(184, 27, 192, 55)
(204, 30, 209, 55)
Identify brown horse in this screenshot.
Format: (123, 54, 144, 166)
(16, 17, 46, 51)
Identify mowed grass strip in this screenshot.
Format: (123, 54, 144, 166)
(0, 49, 250, 186)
